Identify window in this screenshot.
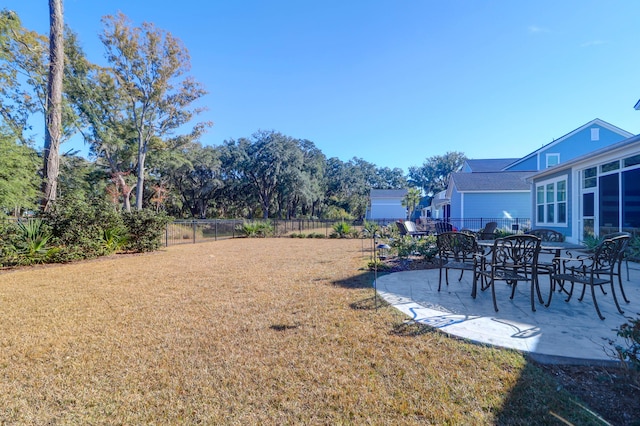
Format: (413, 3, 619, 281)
(591, 128, 599, 141)
(546, 153, 559, 168)
(536, 177, 568, 225)
(624, 154, 640, 168)
(601, 160, 620, 173)
(583, 167, 597, 189)
(599, 174, 619, 229)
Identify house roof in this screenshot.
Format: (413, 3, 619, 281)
(465, 158, 519, 172)
(450, 171, 535, 192)
(635, 99, 640, 110)
(503, 118, 634, 170)
(369, 189, 408, 198)
(531, 132, 640, 180)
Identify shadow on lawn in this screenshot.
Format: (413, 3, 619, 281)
(332, 270, 376, 289)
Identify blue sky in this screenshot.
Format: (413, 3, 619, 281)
(7, 0, 640, 173)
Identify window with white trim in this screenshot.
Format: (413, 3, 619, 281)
(546, 153, 559, 168)
(536, 177, 567, 225)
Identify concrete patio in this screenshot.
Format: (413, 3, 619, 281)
(376, 260, 640, 366)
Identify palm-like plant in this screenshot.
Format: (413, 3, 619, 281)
(11, 219, 57, 262)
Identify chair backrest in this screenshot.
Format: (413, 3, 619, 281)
(395, 221, 408, 236)
(435, 221, 453, 234)
(525, 228, 564, 242)
(491, 235, 541, 269)
(593, 232, 631, 270)
(437, 231, 478, 261)
(478, 222, 498, 239)
(593, 235, 631, 271)
(404, 221, 418, 233)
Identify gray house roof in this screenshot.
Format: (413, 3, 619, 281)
(450, 171, 535, 192)
(369, 189, 408, 198)
(465, 158, 519, 172)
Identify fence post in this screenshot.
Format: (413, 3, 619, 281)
(215, 220, 218, 241)
(192, 220, 197, 244)
(165, 224, 169, 247)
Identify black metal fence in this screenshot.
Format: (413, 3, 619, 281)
(165, 219, 350, 246)
(163, 217, 532, 246)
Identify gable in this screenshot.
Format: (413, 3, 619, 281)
(505, 119, 633, 171)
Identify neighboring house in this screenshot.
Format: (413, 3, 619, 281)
(530, 133, 640, 243)
(366, 189, 408, 222)
(423, 190, 449, 221)
(443, 119, 633, 230)
(447, 171, 535, 230)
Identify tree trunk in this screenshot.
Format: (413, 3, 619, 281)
(41, 0, 64, 212)
(135, 143, 146, 210)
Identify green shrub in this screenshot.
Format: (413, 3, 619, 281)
(609, 316, 640, 385)
(331, 221, 353, 238)
(390, 235, 437, 260)
(582, 234, 603, 250)
(43, 197, 124, 261)
(392, 236, 416, 258)
(122, 209, 172, 252)
(1, 219, 58, 266)
(102, 227, 129, 254)
(628, 235, 640, 261)
(235, 221, 274, 238)
(415, 235, 438, 260)
(361, 220, 380, 238)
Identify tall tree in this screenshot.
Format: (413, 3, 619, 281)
(159, 142, 223, 218)
(402, 187, 422, 220)
(0, 9, 45, 143)
(64, 31, 138, 211)
(408, 151, 466, 197)
(41, 0, 64, 211)
(100, 12, 210, 210)
(222, 130, 304, 219)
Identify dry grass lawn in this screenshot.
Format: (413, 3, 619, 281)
(0, 238, 605, 424)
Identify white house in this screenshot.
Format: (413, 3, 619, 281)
(366, 189, 408, 222)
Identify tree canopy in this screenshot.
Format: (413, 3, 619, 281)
(0, 8, 467, 221)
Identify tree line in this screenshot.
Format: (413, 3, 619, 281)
(0, 7, 466, 221)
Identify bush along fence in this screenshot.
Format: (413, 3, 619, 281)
(164, 218, 536, 246)
(166, 219, 360, 246)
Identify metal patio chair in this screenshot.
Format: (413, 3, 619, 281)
(552, 234, 630, 320)
(436, 231, 479, 292)
(473, 234, 542, 312)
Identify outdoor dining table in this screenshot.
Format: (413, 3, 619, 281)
(476, 239, 587, 307)
(476, 240, 586, 256)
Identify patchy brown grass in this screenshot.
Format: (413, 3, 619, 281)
(0, 239, 613, 424)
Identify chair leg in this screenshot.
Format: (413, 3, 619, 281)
(578, 284, 587, 302)
(617, 264, 630, 303)
(564, 283, 575, 302)
(591, 285, 605, 320)
(530, 280, 537, 312)
(610, 283, 625, 315)
(626, 259, 630, 282)
(534, 275, 544, 304)
(509, 282, 517, 300)
(458, 269, 464, 282)
(491, 280, 499, 312)
(545, 274, 555, 307)
(438, 268, 444, 292)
